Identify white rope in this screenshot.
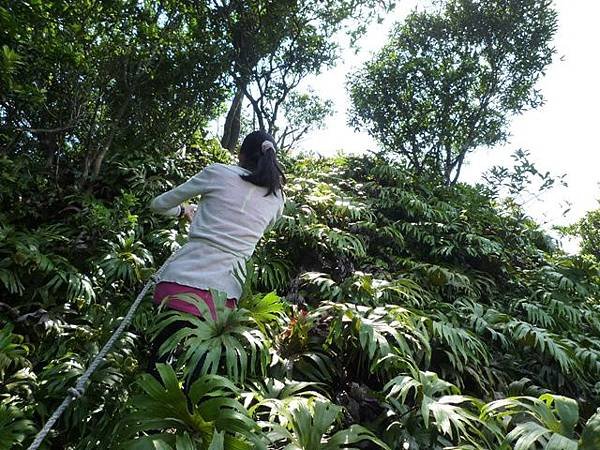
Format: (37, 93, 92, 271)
(26, 249, 181, 450)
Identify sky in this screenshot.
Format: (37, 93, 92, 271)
(298, 0, 600, 253)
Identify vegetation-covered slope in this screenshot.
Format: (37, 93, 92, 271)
(2, 147, 600, 449)
(2, 0, 600, 448)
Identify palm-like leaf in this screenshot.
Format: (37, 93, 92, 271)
(384, 367, 501, 447)
(301, 272, 425, 307)
(246, 377, 328, 425)
(238, 291, 285, 334)
(98, 230, 154, 285)
(430, 318, 491, 373)
(0, 403, 36, 449)
(506, 320, 577, 374)
(263, 399, 390, 450)
(121, 364, 263, 450)
(384, 367, 459, 428)
(322, 302, 430, 371)
(580, 408, 600, 450)
(0, 324, 30, 381)
(152, 291, 269, 383)
(482, 393, 580, 449)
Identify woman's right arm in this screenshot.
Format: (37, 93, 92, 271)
(149, 164, 219, 216)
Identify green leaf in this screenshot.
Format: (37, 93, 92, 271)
(580, 409, 600, 450)
(207, 431, 225, 450)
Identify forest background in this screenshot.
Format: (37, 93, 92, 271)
(1, 1, 600, 449)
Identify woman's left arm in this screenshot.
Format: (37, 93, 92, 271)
(149, 164, 219, 216)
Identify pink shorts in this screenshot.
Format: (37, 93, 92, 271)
(153, 282, 237, 320)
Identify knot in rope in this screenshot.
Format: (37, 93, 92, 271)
(67, 387, 85, 399)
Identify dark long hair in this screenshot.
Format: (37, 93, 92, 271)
(239, 130, 285, 196)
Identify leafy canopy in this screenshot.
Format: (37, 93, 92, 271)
(348, 0, 557, 184)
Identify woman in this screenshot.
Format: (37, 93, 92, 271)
(147, 130, 285, 372)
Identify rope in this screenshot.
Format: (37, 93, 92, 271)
(26, 249, 181, 450)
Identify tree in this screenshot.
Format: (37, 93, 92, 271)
(215, 0, 296, 150)
(217, 0, 393, 150)
(482, 150, 566, 201)
(1, 1, 229, 180)
(564, 204, 600, 260)
(276, 91, 335, 150)
(348, 0, 557, 185)
(238, 90, 335, 151)
(243, 24, 337, 147)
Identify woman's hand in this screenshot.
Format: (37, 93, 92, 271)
(182, 204, 198, 222)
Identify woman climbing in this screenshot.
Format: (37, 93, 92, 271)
(146, 130, 285, 375)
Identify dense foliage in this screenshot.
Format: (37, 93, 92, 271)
(2, 1, 600, 449)
(1, 1, 230, 181)
(2, 145, 600, 449)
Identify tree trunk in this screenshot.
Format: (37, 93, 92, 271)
(221, 86, 245, 151)
(91, 136, 114, 179)
(33, 130, 60, 169)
